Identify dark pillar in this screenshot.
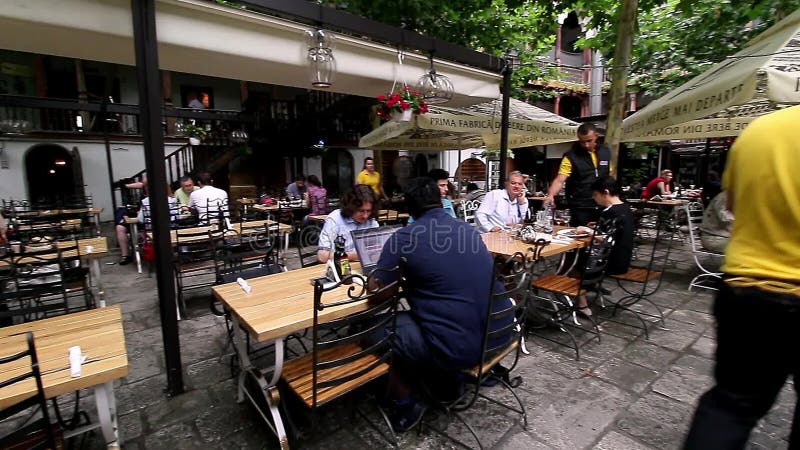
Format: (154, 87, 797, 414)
(131, 0, 184, 396)
(498, 59, 512, 183)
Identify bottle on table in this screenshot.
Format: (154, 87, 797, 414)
(332, 234, 352, 284)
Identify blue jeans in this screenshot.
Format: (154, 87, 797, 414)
(684, 281, 799, 449)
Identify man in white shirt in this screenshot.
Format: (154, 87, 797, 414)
(188, 172, 229, 224)
(475, 171, 529, 232)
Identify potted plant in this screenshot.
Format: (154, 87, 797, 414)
(184, 124, 207, 145)
(376, 85, 429, 122)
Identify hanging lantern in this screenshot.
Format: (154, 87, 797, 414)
(306, 29, 336, 88)
(417, 56, 454, 104)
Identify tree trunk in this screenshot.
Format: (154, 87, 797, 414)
(605, 0, 638, 177)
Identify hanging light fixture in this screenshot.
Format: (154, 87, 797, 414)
(306, 29, 336, 88)
(417, 55, 454, 104)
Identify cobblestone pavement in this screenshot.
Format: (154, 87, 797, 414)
(14, 227, 795, 449)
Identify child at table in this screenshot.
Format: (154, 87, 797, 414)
(575, 176, 635, 315)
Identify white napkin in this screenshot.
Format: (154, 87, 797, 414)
(236, 277, 252, 294)
(69, 346, 86, 378)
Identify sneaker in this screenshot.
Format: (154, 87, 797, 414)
(119, 256, 133, 266)
(578, 307, 593, 317)
(389, 398, 427, 433)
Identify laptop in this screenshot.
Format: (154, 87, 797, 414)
(351, 225, 402, 276)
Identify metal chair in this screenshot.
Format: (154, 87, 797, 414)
(529, 222, 617, 360)
(173, 228, 225, 317)
(602, 213, 675, 336)
(460, 199, 481, 224)
(296, 225, 322, 268)
(281, 264, 404, 447)
(420, 252, 531, 450)
(0, 332, 61, 449)
(684, 202, 723, 291)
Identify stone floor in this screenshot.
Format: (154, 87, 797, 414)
(11, 227, 796, 449)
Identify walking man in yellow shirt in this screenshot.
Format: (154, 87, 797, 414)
(684, 105, 800, 449)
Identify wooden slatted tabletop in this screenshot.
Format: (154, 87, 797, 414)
(146, 220, 293, 244)
(251, 203, 309, 212)
(481, 230, 586, 258)
(377, 210, 410, 221)
(212, 263, 366, 343)
(0, 237, 108, 268)
(0, 305, 129, 409)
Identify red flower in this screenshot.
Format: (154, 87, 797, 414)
(377, 95, 386, 101)
(400, 100, 410, 110)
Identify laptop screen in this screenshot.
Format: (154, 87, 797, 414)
(351, 225, 402, 268)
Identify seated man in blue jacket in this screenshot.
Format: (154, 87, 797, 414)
(372, 177, 511, 433)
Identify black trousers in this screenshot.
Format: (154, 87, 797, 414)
(569, 205, 600, 227)
(684, 281, 800, 449)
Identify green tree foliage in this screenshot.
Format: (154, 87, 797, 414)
(578, 0, 800, 97)
(321, 1, 567, 100)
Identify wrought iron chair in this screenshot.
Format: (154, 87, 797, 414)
(684, 201, 723, 291)
(0, 332, 61, 450)
(281, 264, 404, 446)
(528, 221, 617, 360)
(601, 213, 675, 336)
(3, 243, 74, 323)
(460, 199, 481, 224)
(296, 224, 322, 268)
(420, 252, 532, 449)
(173, 228, 225, 317)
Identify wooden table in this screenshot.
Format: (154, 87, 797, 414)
(251, 203, 309, 213)
(0, 305, 128, 446)
(0, 237, 109, 307)
(126, 219, 292, 274)
(377, 209, 410, 223)
(481, 230, 587, 259)
(212, 263, 365, 449)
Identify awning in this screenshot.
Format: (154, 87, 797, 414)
(359, 98, 579, 151)
(0, 0, 500, 106)
(622, 8, 800, 141)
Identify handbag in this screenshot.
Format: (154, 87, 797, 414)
(142, 240, 156, 262)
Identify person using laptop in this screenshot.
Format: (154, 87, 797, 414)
(368, 177, 512, 433)
(317, 184, 379, 263)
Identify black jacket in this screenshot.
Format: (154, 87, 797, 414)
(564, 144, 611, 208)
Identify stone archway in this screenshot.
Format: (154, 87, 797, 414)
(455, 158, 487, 181)
(24, 144, 82, 205)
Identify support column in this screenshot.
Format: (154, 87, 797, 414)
(131, 0, 184, 396)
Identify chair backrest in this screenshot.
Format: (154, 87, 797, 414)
(579, 219, 618, 290)
(634, 212, 675, 293)
(297, 224, 322, 268)
(683, 202, 705, 252)
(174, 227, 219, 265)
(238, 220, 280, 263)
(309, 263, 404, 409)
(5, 250, 69, 320)
(0, 332, 57, 449)
(199, 197, 230, 226)
(461, 199, 481, 224)
(483, 253, 530, 367)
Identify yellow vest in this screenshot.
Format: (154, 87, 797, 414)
(722, 105, 800, 282)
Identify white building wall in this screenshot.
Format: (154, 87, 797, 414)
(0, 138, 182, 221)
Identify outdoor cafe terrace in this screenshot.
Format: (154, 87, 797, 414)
(0, 203, 794, 450)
